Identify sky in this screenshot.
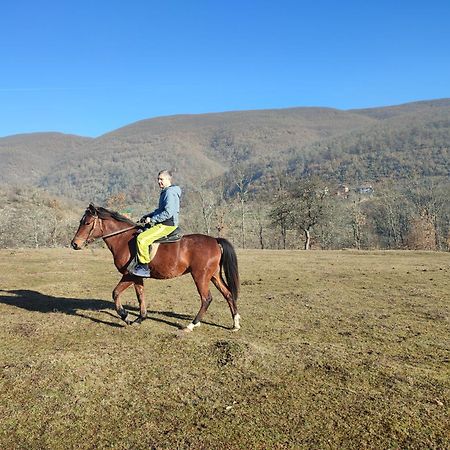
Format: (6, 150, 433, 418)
(1, 0, 449, 137)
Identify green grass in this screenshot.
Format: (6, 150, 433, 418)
(0, 248, 449, 449)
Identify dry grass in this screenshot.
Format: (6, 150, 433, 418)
(0, 248, 449, 449)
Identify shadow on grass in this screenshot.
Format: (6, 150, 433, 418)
(0, 289, 229, 330)
(0, 289, 124, 328)
(147, 310, 230, 330)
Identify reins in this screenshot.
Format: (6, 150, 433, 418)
(86, 215, 139, 244)
(101, 225, 139, 239)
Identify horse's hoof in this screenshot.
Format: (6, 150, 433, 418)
(184, 322, 200, 332)
(232, 326, 241, 332)
(120, 315, 132, 325)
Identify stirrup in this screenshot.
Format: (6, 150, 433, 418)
(130, 263, 151, 278)
(128, 256, 151, 278)
(127, 255, 139, 273)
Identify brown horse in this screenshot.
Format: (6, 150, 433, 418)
(71, 204, 240, 331)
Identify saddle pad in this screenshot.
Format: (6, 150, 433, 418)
(149, 243, 160, 261)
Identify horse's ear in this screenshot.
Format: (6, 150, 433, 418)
(88, 203, 97, 214)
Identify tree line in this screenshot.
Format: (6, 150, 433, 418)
(183, 175, 449, 251)
(1, 172, 448, 251)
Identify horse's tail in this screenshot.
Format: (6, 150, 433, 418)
(217, 238, 240, 301)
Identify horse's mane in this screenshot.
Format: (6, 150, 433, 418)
(93, 206, 138, 226)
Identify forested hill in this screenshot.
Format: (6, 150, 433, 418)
(350, 98, 450, 120)
(288, 102, 450, 182)
(0, 133, 92, 185)
(0, 98, 449, 202)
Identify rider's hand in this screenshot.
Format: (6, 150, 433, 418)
(140, 216, 155, 226)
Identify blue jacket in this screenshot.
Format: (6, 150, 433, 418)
(149, 185, 181, 226)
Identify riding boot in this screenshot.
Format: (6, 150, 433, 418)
(130, 263, 151, 278)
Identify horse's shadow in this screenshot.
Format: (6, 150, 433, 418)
(0, 289, 228, 330)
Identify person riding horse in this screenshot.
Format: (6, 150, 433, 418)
(131, 170, 181, 278)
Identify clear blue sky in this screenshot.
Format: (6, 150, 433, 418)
(1, 0, 449, 137)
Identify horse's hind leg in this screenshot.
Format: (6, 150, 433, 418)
(212, 272, 241, 330)
(185, 274, 213, 332)
(112, 274, 134, 325)
(133, 277, 147, 324)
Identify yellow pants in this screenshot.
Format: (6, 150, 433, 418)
(136, 224, 177, 264)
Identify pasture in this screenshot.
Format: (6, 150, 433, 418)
(0, 248, 448, 449)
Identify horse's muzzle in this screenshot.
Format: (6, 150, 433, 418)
(71, 240, 82, 250)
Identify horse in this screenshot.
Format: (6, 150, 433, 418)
(70, 204, 241, 332)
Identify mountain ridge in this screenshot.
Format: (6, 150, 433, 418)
(1, 98, 448, 202)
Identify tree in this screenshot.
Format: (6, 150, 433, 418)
(370, 184, 412, 249)
(405, 178, 449, 250)
(350, 199, 367, 250)
(197, 188, 216, 235)
(225, 145, 255, 248)
(106, 192, 128, 212)
(406, 212, 437, 250)
(269, 190, 291, 249)
(269, 178, 330, 250)
(290, 178, 330, 250)
(189, 179, 224, 235)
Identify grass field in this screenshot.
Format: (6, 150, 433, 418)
(0, 247, 449, 449)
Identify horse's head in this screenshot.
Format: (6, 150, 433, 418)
(71, 204, 103, 250)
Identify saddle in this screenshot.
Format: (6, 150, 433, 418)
(153, 227, 183, 243)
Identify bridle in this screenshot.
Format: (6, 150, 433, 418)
(84, 214, 138, 245)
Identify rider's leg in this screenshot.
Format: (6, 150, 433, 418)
(136, 224, 177, 263)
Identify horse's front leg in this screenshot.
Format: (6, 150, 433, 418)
(112, 275, 134, 325)
(132, 277, 147, 324)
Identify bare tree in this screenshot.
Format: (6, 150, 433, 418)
(269, 190, 291, 249)
(371, 187, 411, 249)
(191, 184, 217, 235)
(290, 178, 329, 250)
(350, 199, 367, 250)
(227, 145, 254, 248)
(106, 192, 128, 212)
(406, 178, 448, 250)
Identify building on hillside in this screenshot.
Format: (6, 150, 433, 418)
(335, 184, 350, 198)
(355, 185, 374, 195)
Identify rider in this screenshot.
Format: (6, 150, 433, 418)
(130, 170, 181, 278)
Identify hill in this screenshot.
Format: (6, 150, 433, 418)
(288, 103, 450, 182)
(37, 107, 376, 202)
(350, 98, 450, 120)
(0, 133, 92, 185)
(0, 99, 448, 203)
